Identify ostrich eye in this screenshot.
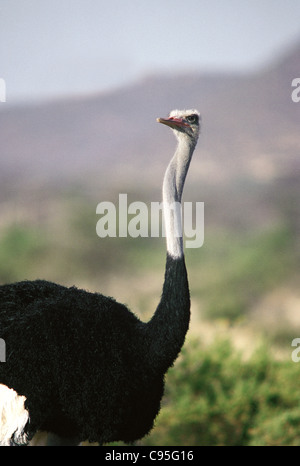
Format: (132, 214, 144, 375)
(186, 114, 198, 124)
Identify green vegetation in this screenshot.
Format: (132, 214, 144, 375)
(187, 225, 297, 321)
(140, 339, 300, 446)
(1, 191, 300, 446)
(0, 225, 46, 282)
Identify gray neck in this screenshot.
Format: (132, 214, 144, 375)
(162, 135, 196, 259)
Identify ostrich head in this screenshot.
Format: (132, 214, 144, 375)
(157, 109, 201, 143)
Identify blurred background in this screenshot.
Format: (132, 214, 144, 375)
(1, 0, 300, 445)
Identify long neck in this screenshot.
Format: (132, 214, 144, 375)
(144, 135, 196, 373)
(162, 135, 195, 259)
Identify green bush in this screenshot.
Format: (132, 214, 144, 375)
(141, 339, 300, 446)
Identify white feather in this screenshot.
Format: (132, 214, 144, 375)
(0, 384, 29, 446)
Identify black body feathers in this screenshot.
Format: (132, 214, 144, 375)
(0, 254, 190, 444)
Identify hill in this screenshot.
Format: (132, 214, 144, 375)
(0, 40, 299, 194)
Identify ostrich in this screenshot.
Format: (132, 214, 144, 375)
(0, 109, 200, 446)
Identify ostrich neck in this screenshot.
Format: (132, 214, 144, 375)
(162, 135, 195, 259)
(144, 135, 196, 373)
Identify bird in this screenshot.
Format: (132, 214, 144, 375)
(0, 109, 201, 446)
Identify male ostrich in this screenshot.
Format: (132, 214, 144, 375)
(0, 109, 200, 446)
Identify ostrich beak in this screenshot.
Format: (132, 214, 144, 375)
(157, 116, 190, 129)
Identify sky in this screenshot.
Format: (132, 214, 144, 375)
(1, 0, 300, 103)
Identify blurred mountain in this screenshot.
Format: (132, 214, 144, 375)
(0, 40, 299, 195)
